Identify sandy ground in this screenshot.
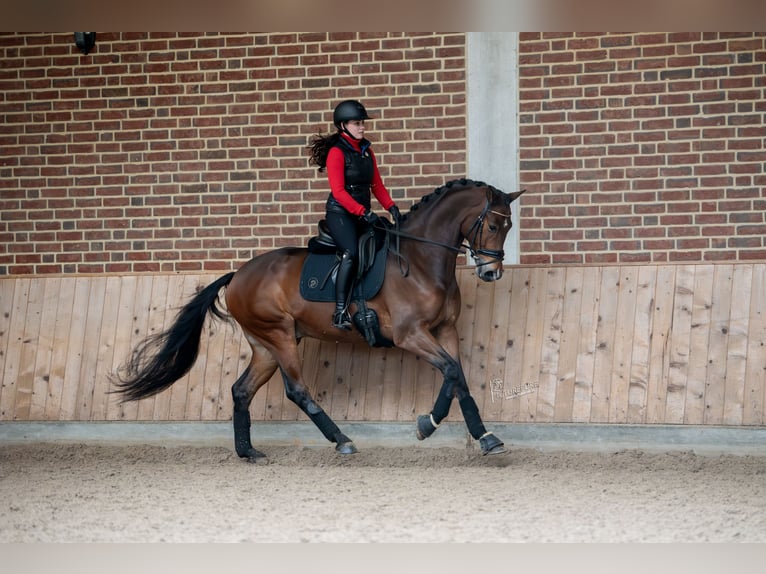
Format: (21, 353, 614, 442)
(1, 442, 765, 543)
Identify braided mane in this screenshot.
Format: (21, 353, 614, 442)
(404, 178, 494, 221)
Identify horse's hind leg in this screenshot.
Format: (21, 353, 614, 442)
(272, 339, 357, 455)
(232, 341, 278, 460)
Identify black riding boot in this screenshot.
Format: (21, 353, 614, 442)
(332, 251, 355, 330)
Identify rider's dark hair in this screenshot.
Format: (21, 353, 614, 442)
(308, 131, 341, 172)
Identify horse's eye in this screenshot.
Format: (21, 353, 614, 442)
(488, 224, 498, 233)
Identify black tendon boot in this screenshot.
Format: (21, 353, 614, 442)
(332, 251, 355, 330)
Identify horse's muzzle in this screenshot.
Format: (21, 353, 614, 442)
(476, 265, 503, 282)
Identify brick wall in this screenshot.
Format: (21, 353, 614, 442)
(3, 32, 765, 275)
(518, 32, 766, 264)
(0, 32, 467, 275)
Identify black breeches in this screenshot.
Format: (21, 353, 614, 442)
(325, 210, 363, 259)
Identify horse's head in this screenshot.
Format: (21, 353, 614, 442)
(465, 186, 525, 282)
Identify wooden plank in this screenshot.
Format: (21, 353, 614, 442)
(29, 278, 60, 419)
(664, 264, 694, 424)
(167, 275, 200, 421)
(346, 343, 371, 421)
(214, 321, 244, 421)
(14, 278, 45, 421)
(609, 267, 638, 423)
(743, 263, 766, 425)
(75, 277, 106, 420)
(722, 264, 752, 425)
(482, 271, 515, 422)
(182, 274, 215, 421)
(104, 275, 138, 420)
(0, 278, 26, 420)
(685, 265, 714, 425)
(627, 266, 657, 424)
(536, 267, 565, 422)
(59, 277, 91, 420)
(376, 348, 404, 421)
(90, 276, 125, 420)
(572, 267, 601, 423)
(517, 267, 547, 422)
(500, 267, 531, 422)
(0, 280, 17, 419)
(114, 275, 154, 421)
(590, 266, 619, 423)
(465, 277, 495, 415)
(200, 308, 230, 422)
(645, 265, 676, 424)
(134, 274, 169, 421)
(329, 342, 356, 421)
(704, 264, 733, 425)
(554, 267, 584, 422)
(396, 348, 420, 422)
(44, 277, 77, 421)
(361, 346, 386, 421)
(150, 274, 185, 420)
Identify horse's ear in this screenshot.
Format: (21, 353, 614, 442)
(508, 189, 526, 203)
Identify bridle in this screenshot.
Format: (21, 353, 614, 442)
(380, 188, 511, 276)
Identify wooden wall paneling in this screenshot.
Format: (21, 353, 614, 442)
(684, 265, 714, 425)
(743, 264, 766, 425)
(572, 267, 601, 423)
(645, 265, 676, 424)
(396, 346, 420, 422)
(376, 347, 404, 421)
(554, 267, 584, 422)
(58, 278, 90, 420)
(627, 266, 657, 424)
(590, 266, 620, 423)
(74, 276, 105, 420)
(501, 267, 530, 422)
(722, 264, 753, 425)
(29, 278, 60, 419)
(664, 264, 694, 424)
(536, 268, 565, 422)
(482, 268, 515, 421)
(361, 347, 387, 421)
(704, 264, 733, 425)
(45, 277, 77, 420)
(167, 275, 201, 421)
(0, 279, 26, 420)
(184, 275, 220, 421)
(345, 343, 371, 421)
(199, 279, 230, 421)
(13, 278, 44, 420)
(213, 321, 244, 421)
(132, 275, 166, 420)
(113, 275, 153, 420)
(150, 274, 184, 420)
(609, 267, 639, 423)
(302, 340, 337, 421)
(89, 276, 125, 420)
(465, 276, 495, 415)
(518, 267, 547, 422)
(329, 342, 355, 421)
(0, 280, 16, 418)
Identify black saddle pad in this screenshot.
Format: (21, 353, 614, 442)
(300, 242, 387, 303)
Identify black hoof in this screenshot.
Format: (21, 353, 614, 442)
(238, 447, 267, 460)
(479, 433, 507, 455)
(336, 441, 358, 455)
(416, 414, 439, 440)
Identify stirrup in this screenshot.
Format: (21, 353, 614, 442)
(332, 309, 352, 330)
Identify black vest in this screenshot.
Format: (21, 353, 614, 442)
(326, 137, 374, 214)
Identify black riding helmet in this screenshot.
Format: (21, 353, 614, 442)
(333, 100, 371, 129)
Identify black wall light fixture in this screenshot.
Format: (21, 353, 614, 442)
(74, 32, 96, 55)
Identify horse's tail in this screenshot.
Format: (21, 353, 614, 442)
(111, 272, 236, 402)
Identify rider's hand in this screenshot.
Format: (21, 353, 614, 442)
(388, 205, 402, 225)
(361, 210, 381, 226)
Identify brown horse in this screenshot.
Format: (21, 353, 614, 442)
(113, 179, 525, 460)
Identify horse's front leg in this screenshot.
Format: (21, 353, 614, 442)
(401, 325, 506, 455)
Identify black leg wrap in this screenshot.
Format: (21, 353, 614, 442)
(232, 410, 266, 459)
(416, 414, 439, 440)
(432, 383, 454, 423)
(458, 395, 487, 440)
(307, 407, 342, 443)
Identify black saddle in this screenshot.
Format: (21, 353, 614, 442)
(300, 219, 388, 303)
(300, 220, 393, 347)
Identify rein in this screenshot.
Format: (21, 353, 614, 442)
(376, 189, 508, 276)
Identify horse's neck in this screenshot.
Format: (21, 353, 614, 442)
(401, 190, 480, 279)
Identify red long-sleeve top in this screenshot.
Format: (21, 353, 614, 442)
(326, 133, 395, 216)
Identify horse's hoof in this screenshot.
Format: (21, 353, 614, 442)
(238, 447, 267, 461)
(416, 414, 437, 440)
(336, 441, 358, 455)
(479, 433, 507, 456)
